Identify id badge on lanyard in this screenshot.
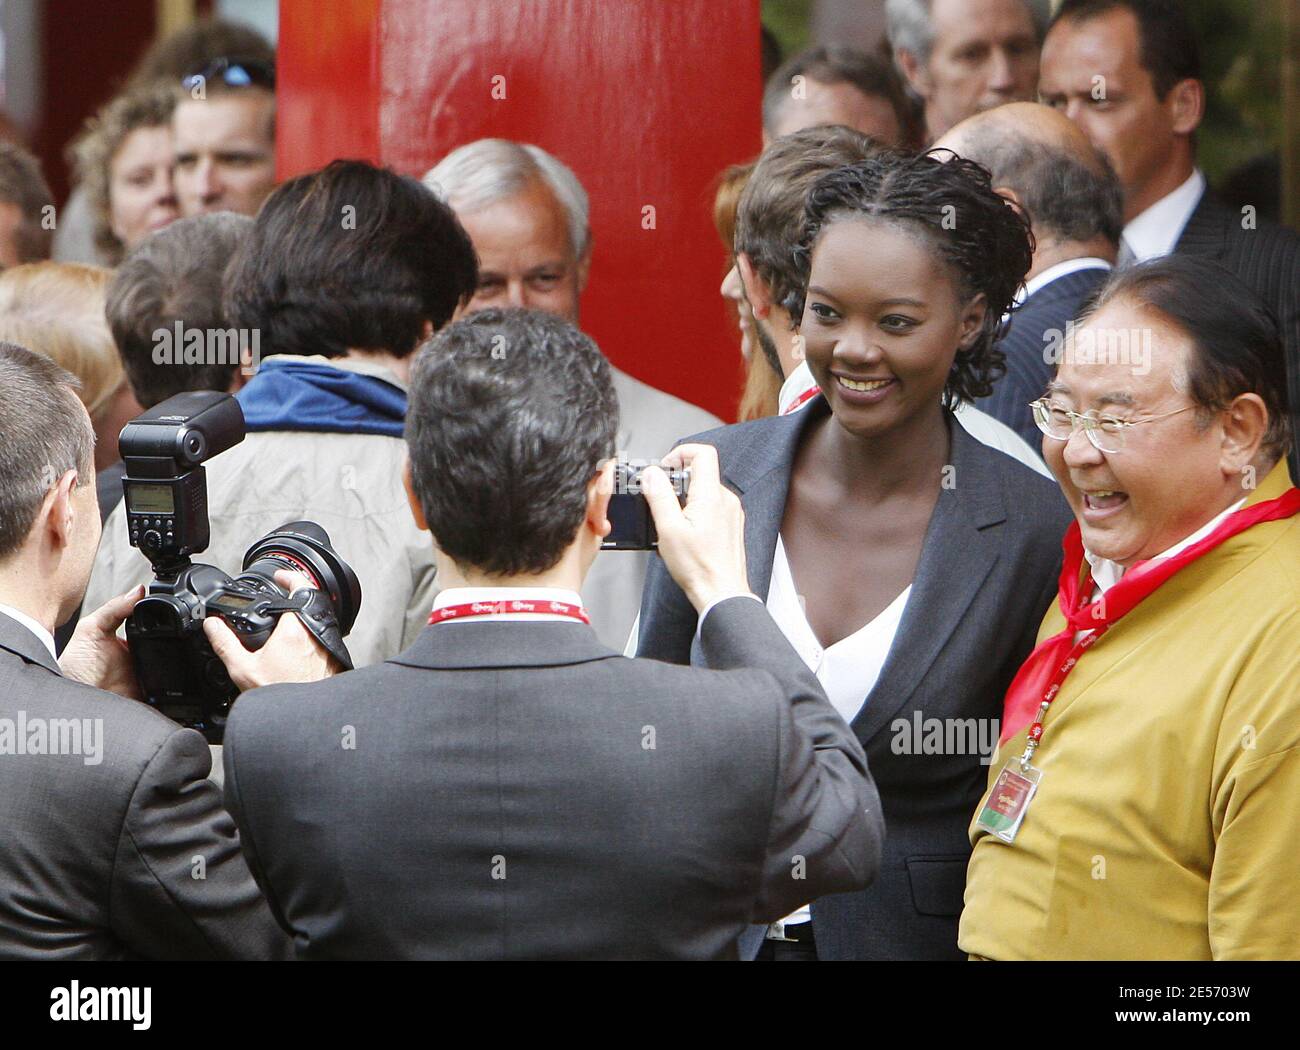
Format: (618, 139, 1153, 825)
(976, 629, 1101, 843)
(976, 760, 1043, 843)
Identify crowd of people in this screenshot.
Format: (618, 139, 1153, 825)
(0, 0, 1296, 961)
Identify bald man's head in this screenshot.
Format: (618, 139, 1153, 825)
(934, 101, 1122, 252)
(938, 101, 1097, 166)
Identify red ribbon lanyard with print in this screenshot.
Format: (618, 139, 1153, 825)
(977, 608, 1105, 844)
(782, 386, 820, 415)
(983, 485, 1300, 844)
(428, 600, 591, 626)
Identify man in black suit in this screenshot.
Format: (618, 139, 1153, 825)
(218, 308, 883, 960)
(1040, 0, 1300, 473)
(0, 342, 305, 959)
(934, 101, 1121, 448)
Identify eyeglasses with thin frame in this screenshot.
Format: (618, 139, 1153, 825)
(1029, 397, 1198, 454)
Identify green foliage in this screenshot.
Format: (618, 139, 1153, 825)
(762, 0, 813, 59)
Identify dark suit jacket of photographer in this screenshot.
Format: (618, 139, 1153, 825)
(635, 400, 1072, 959)
(222, 597, 884, 960)
(0, 612, 290, 960)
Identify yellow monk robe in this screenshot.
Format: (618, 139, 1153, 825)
(960, 460, 1300, 960)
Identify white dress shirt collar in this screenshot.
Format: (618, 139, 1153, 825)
(1016, 257, 1113, 306)
(1120, 169, 1206, 263)
(431, 586, 587, 623)
(777, 361, 818, 416)
(0, 602, 57, 661)
(1084, 496, 1246, 595)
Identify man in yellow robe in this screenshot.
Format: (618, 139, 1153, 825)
(960, 255, 1300, 960)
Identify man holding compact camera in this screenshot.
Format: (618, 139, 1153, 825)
(221, 308, 884, 959)
(0, 342, 323, 959)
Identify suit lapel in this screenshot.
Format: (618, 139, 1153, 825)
(1174, 192, 1229, 261)
(723, 398, 828, 602)
(850, 421, 1006, 745)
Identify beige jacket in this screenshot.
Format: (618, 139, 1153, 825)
(84, 358, 433, 668)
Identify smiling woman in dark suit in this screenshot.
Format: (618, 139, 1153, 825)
(635, 150, 1073, 960)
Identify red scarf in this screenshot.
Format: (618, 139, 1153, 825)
(1000, 486, 1300, 744)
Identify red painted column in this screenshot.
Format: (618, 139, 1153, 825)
(277, 0, 763, 422)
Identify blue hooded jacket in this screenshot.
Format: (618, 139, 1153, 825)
(236, 358, 407, 438)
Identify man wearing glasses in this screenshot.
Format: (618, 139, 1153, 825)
(960, 255, 1300, 960)
(174, 57, 277, 218)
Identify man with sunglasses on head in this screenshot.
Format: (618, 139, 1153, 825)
(173, 56, 276, 218)
(960, 255, 1300, 960)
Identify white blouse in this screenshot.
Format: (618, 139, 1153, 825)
(765, 534, 911, 932)
(766, 535, 911, 728)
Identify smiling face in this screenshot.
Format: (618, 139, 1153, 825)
(456, 178, 588, 325)
(1043, 297, 1233, 566)
(109, 124, 178, 251)
(799, 216, 984, 437)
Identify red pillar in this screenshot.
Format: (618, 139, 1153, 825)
(277, 0, 763, 422)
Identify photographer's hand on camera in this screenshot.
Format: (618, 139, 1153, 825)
(641, 444, 754, 613)
(60, 586, 147, 699)
(203, 570, 342, 692)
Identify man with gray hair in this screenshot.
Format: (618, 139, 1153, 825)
(423, 139, 721, 649)
(0, 342, 294, 959)
(886, 0, 1044, 142)
(934, 102, 1122, 445)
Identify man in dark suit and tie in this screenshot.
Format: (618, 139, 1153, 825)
(1040, 0, 1300, 476)
(934, 102, 1121, 449)
(0, 342, 294, 959)
(217, 307, 884, 960)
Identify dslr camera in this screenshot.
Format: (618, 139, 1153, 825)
(119, 391, 362, 742)
(601, 458, 690, 551)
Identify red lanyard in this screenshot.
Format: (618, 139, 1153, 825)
(428, 599, 591, 626)
(1000, 484, 1300, 745)
(1021, 619, 1105, 764)
(782, 385, 820, 415)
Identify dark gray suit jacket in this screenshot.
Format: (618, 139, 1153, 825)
(1175, 191, 1300, 479)
(636, 404, 1072, 959)
(222, 596, 883, 960)
(980, 265, 1112, 448)
(0, 611, 289, 960)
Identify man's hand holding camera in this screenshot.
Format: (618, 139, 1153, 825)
(203, 569, 341, 691)
(62, 570, 339, 698)
(61, 586, 147, 699)
(641, 444, 755, 613)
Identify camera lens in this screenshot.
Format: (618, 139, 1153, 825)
(238, 521, 362, 635)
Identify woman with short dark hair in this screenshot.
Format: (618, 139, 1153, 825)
(636, 149, 1073, 960)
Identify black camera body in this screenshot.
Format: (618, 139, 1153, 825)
(602, 460, 690, 551)
(120, 392, 361, 742)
